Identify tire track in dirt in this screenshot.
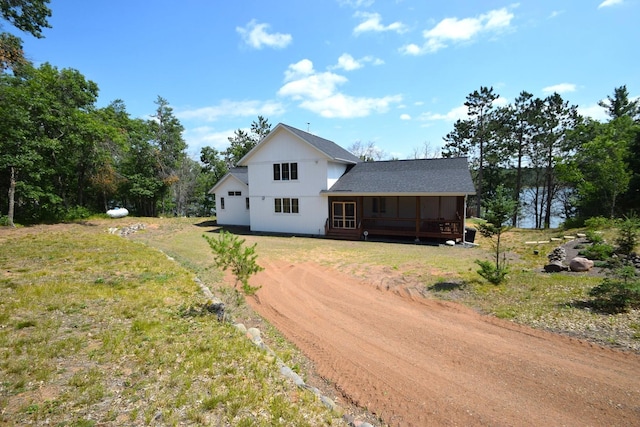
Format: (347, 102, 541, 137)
(247, 259, 640, 427)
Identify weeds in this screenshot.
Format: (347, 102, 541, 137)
(0, 223, 341, 426)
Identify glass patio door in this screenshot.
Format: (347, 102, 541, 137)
(332, 201, 356, 229)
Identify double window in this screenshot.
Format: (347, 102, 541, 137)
(273, 162, 298, 181)
(227, 191, 242, 196)
(274, 198, 299, 214)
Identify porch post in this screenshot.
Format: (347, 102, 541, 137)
(415, 196, 420, 236)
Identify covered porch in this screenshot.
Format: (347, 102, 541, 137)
(325, 195, 467, 242)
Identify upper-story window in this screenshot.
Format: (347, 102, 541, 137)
(273, 162, 298, 181)
(228, 191, 241, 196)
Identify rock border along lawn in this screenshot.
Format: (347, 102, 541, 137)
(117, 223, 374, 427)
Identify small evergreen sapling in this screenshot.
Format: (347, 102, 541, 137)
(475, 185, 518, 285)
(204, 231, 263, 295)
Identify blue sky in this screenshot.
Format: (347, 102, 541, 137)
(8, 0, 639, 159)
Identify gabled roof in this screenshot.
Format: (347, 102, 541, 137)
(208, 167, 248, 194)
(238, 123, 361, 165)
(324, 157, 476, 195)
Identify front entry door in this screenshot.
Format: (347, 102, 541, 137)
(332, 201, 356, 229)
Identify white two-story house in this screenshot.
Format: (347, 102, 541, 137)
(210, 123, 476, 242)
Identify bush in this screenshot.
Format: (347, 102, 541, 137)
(615, 215, 639, 256)
(475, 259, 509, 286)
(585, 230, 605, 244)
(63, 206, 93, 221)
(584, 216, 613, 230)
(579, 243, 615, 260)
(589, 264, 640, 313)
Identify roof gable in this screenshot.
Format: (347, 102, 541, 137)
(208, 167, 248, 194)
(238, 123, 361, 165)
(326, 157, 476, 195)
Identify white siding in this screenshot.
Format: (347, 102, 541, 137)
(213, 179, 250, 226)
(244, 127, 338, 235)
(327, 161, 349, 189)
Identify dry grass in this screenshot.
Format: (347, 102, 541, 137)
(0, 222, 345, 426)
(131, 218, 639, 352)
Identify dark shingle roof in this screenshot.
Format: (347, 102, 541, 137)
(326, 157, 476, 195)
(208, 167, 248, 194)
(228, 167, 248, 185)
(280, 124, 361, 163)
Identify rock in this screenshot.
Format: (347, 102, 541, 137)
(445, 240, 455, 246)
(246, 327, 261, 340)
(547, 246, 567, 263)
(569, 257, 594, 272)
(544, 261, 569, 273)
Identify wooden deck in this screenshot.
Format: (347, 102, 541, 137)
(326, 217, 464, 241)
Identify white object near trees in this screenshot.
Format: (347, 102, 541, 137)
(106, 207, 129, 218)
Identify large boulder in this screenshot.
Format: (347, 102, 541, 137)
(544, 261, 569, 273)
(569, 257, 594, 272)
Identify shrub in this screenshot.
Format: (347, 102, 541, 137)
(203, 231, 263, 295)
(589, 264, 640, 313)
(584, 216, 612, 230)
(584, 230, 604, 244)
(615, 215, 639, 256)
(475, 259, 509, 286)
(579, 243, 615, 260)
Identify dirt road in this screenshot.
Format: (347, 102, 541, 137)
(247, 259, 640, 426)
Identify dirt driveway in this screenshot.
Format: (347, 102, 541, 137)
(246, 259, 640, 427)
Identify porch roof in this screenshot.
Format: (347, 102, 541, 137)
(323, 157, 476, 196)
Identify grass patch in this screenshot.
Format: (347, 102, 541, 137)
(0, 222, 343, 425)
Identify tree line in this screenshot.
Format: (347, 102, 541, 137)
(1, 1, 638, 228)
(442, 86, 640, 228)
(0, 1, 273, 225)
(0, 58, 271, 225)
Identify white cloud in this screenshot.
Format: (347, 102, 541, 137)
(278, 59, 402, 118)
(334, 53, 363, 71)
(549, 10, 564, 18)
(598, 0, 623, 8)
(353, 12, 407, 35)
(338, 0, 374, 8)
(236, 20, 292, 49)
(182, 126, 238, 156)
(542, 83, 577, 94)
(400, 7, 514, 55)
(400, 113, 411, 120)
(299, 93, 402, 118)
(579, 103, 609, 121)
(177, 100, 285, 122)
(331, 53, 384, 71)
(418, 105, 469, 122)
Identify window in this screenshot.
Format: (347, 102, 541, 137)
(245, 197, 250, 210)
(228, 191, 241, 196)
(274, 198, 299, 214)
(372, 197, 386, 214)
(273, 162, 298, 181)
(220, 197, 225, 210)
